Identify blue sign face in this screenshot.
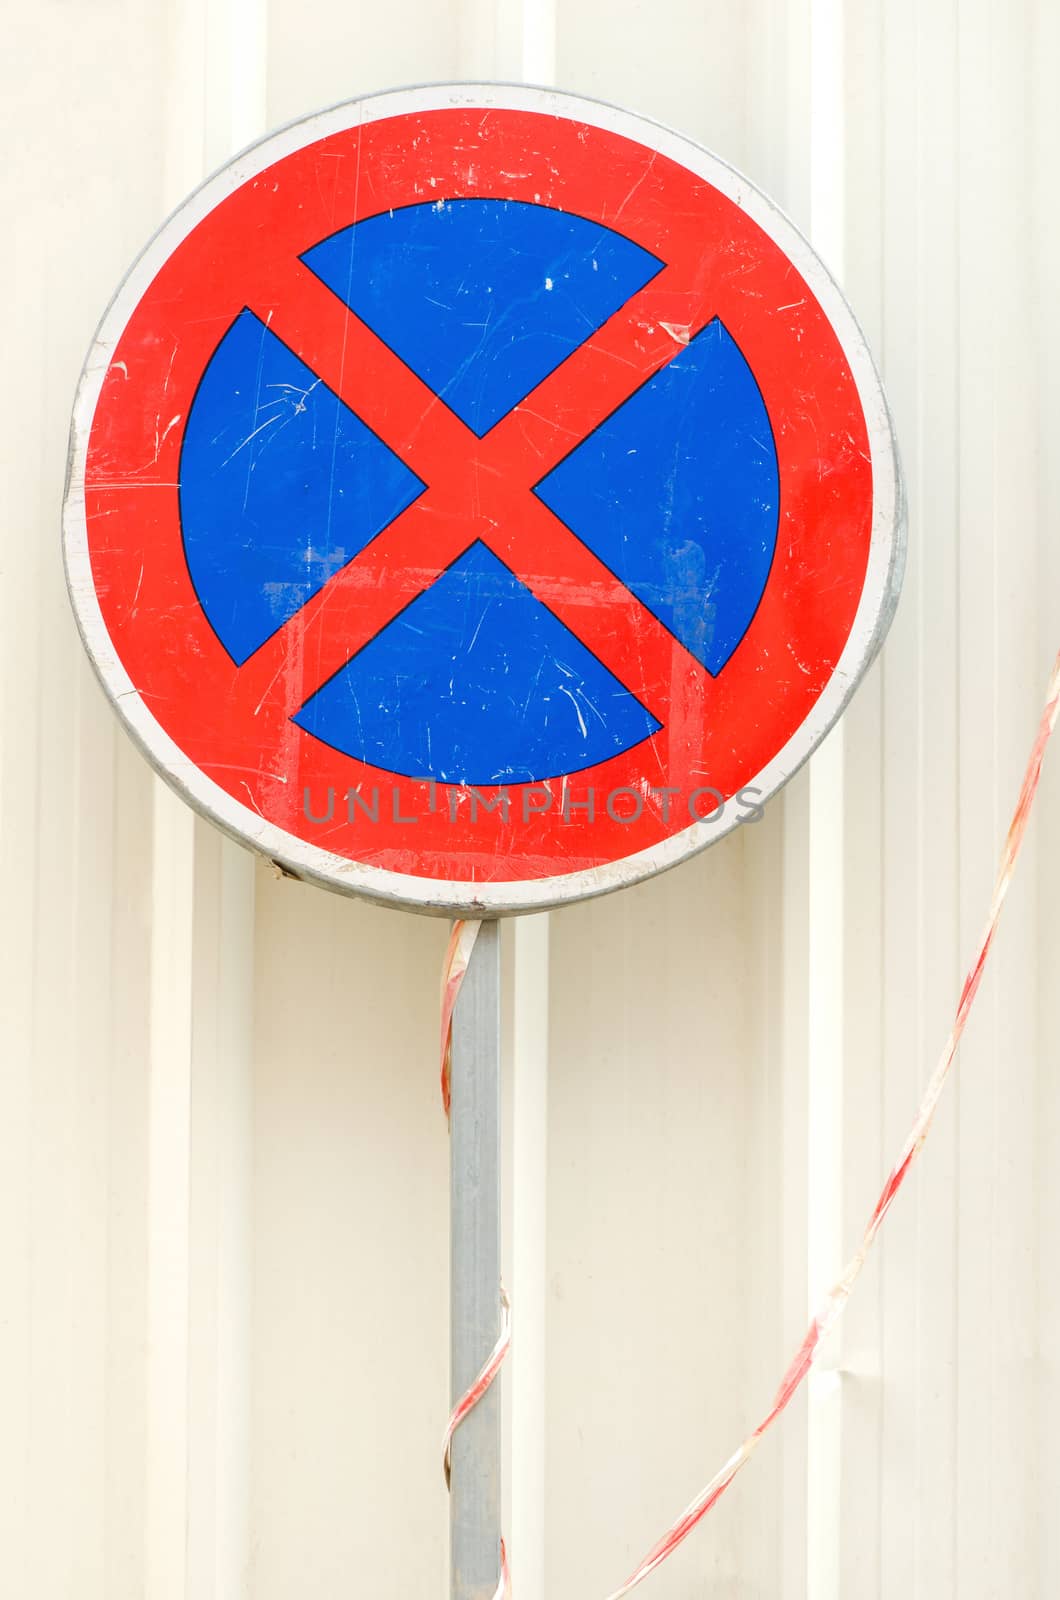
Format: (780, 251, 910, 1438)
(178, 196, 779, 789)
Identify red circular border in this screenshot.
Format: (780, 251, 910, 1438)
(84, 106, 873, 885)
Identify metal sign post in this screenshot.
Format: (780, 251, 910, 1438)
(449, 920, 503, 1599)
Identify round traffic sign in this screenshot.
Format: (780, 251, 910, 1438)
(64, 84, 904, 916)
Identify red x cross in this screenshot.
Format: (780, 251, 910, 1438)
(235, 239, 715, 730)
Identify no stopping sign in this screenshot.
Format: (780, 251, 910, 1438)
(63, 84, 904, 915)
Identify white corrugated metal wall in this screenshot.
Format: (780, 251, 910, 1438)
(3, 1, 1058, 1595)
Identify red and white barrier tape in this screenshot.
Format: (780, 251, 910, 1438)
(440, 919, 481, 1123)
(442, 1286, 513, 1491)
(439, 649, 1060, 1598)
(604, 648, 1060, 1596)
(441, 1288, 513, 1600)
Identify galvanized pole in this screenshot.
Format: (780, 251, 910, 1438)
(449, 919, 503, 1600)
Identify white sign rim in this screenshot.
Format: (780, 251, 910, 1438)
(63, 80, 905, 918)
